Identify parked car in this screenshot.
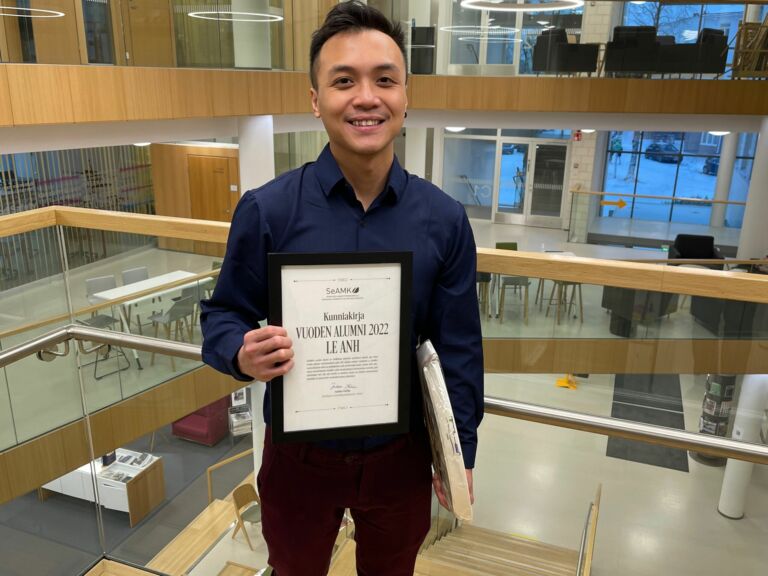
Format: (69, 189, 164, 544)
(703, 157, 719, 176)
(644, 143, 681, 163)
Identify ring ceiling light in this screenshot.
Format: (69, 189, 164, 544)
(440, 25, 519, 35)
(0, 7, 65, 18)
(188, 11, 283, 23)
(461, 0, 584, 13)
(458, 36, 522, 43)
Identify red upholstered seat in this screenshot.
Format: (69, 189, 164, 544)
(172, 396, 230, 446)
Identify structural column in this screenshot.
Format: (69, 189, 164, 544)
(745, 4, 763, 22)
(237, 115, 275, 483)
(405, 127, 428, 178)
(232, 0, 272, 69)
(709, 132, 738, 228)
(238, 116, 276, 193)
(736, 117, 768, 259)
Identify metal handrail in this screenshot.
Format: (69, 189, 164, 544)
(485, 397, 768, 465)
(0, 324, 200, 369)
(3, 326, 768, 465)
(576, 502, 592, 576)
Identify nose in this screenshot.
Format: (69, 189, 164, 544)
(353, 79, 380, 108)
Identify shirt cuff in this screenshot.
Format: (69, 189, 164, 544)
(461, 441, 477, 469)
(222, 333, 254, 382)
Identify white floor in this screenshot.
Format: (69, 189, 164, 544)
(2, 223, 766, 575)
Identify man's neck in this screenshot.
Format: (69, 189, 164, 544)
(330, 144, 393, 211)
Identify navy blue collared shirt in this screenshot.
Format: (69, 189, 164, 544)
(200, 145, 483, 467)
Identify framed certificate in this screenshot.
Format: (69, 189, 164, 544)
(268, 252, 412, 443)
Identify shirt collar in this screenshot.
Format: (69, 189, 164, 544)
(315, 144, 407, 203)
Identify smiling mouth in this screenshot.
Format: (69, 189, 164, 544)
(350, 119, 384, 127)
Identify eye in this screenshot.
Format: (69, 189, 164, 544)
(332, 77, 353, 87)
(378, 76, 396, 85)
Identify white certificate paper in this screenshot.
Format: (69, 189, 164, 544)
(268, 252, 411, 441)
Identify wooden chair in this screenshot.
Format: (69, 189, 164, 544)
(232, 483, 261, 551)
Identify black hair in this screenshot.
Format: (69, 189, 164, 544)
(309, 1, 407, 89)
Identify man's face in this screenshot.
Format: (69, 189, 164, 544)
(311, 30, 407, 161)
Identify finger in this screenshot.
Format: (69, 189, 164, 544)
(246, 325, 288, 343)
(261, 358, 295, 381)
(258, 347, 294, 368)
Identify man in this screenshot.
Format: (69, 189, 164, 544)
(201, 3, 483, 574)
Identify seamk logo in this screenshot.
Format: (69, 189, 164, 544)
(326, 286, 360, 295)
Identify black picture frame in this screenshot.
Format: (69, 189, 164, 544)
(268, 251, 412, 443)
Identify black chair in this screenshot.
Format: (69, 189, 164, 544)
(658, 28, 727, 75)
(604, 26, 660, 75)
(532, 28, 599, 75)
(668, 234, 724, 269)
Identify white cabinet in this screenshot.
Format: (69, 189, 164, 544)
(42, 448, 162, 525)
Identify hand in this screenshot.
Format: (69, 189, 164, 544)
(236, 325, 294, 381)
(432, 469, 474, 511)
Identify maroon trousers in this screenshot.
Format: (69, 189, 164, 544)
(257, 427, 433, 576)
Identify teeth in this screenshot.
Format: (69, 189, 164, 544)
(352, 120, 381, 126)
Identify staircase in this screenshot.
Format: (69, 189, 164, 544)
(330, 486, 601, 576)
(419, 525, 579, 576)
(330, 527, 578, 576)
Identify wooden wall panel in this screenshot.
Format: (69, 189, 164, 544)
(281, 71, 313, 113)
(3, 427, 69, 494)
(68, 66, 127, 123)
(445, 76, 484, 110)
(3, 68, 768, 127)
(484, 339, 768, 375)
(587, 78, 628, 113)
(0, 453, 12, 503)
(30, 0, 81, 65)
(556, 77, 591, 112)
(248, 71, 284, 115)
(0, 67, 13, 126)
(5, 64, 74, 125)
(211, 71, 251, 118)
(124, 67, 174, 120)
(408, 75, 447, 110)
(169, 69, 214, 118)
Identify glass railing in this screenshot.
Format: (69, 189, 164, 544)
(1, 206, 768, 576)
(1, 1, 764, 81)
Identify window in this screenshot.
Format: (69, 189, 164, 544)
(602, 130, 756, 228)
(700, 132, 721, 147)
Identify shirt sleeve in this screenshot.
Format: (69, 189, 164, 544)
(200, 193, 270, 381)
(426, 205, 484, 468)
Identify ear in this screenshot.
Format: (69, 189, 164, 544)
(310, 88, 321, 118)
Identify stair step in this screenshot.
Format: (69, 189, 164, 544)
(328, 539, 357, 576)
(423, 546, 575, 576)
(433, 537, 577, 576)
(440, 532, 578, 571)
(451, 525, 579, 562)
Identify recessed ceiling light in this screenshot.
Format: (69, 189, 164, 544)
(707, 131, 730, 136)
(133, 143, 151, 147)
(580, 129, 596, 134)
(461, 0, 585, 13)
(537, 21, 550, 25)
(188, 11, 283, 23)
(0, 7, 65, 18)
(445, 127, 467, 133)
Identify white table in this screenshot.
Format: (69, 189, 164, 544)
(90, 270, 203, 368)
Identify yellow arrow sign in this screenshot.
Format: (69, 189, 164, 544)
(600, 199, 627, 209)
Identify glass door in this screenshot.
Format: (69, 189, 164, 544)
(496, 142, 529, 219)
(528, 143, 568, 227)
(493, 139, 568, 228)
